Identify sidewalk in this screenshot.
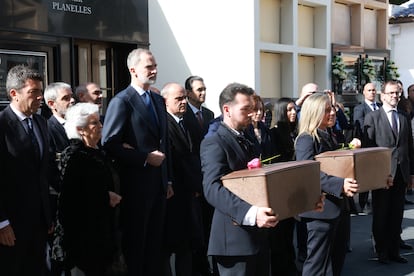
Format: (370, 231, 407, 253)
(342, 193, 414, 276)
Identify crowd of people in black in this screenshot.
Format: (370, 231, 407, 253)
(0, 48, 413, 276)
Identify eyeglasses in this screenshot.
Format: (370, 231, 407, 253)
(383, 91, 401, 96)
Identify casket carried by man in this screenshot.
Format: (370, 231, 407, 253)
(221, 160, 321, 220)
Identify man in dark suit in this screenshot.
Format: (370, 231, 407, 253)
(102, 48, 173, 276)
(161, 82, 204, 275)
(184, 75, 214, 152)
(354, 82, 380, 140)
(44, 82, 72, 154)
(200, 83, 278, 276)
(74, 82, 103, 107)
(353, 82, 380, 213)
(183, 75, 215, 275)
(43, 82, 72, 275)
(75, 82, 105, 123)
(364, 80, 414, 264)
(0, 65, 51, 275)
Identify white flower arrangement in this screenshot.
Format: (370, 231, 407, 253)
(332, 55, 347, 81)
(362, 58, 376, 82)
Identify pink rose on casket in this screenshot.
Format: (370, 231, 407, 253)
(247, 158, 262, 169)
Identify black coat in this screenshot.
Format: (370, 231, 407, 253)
(270, 122, 297, 162)
(200, 123, 267, 256)
(59, 139, 116, 271)
(0, 106, 51, 274)
(183, 105, 214, 155)
(165, 114, 203, 249)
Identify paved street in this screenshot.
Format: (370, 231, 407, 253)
(342, 193, 414, 276)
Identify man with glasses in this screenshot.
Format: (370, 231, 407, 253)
(364, 80, 414, 264)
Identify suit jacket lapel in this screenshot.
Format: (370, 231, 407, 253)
(33, 114, 48, 160)
(128, 88, 160, 137)
(167, 114, 192, 150)
(152, 92, 166, 136)
(217, 124, 250, 164)
(396, 112, 407, 145)
(4, 106, 37, 159)
(379, 108, 397, 143)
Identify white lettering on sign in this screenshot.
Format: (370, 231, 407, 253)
(52, 1, 92, 15)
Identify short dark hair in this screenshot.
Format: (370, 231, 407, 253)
(6, 65, 43, 100)
(219, 83, 254, 111)
(184, 75, 204, 91)
(407, 84, 414, 93)
(381, 80, 399, 93)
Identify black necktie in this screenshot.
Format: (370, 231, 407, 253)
(236, 133, 255, 157)
(179, 119, 192, 149)
(372, 103, 377, 111)
(391, 110, 398, 135)
(196, 111, 203, 127)
(25, 118, 40, 159)
(178, 119, 186, 134)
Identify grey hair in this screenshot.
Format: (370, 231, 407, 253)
(44, 82, 72, 106)
(6, 65, 43, 100)
(127, 48, 152, 70)
(64, 103, 99, 140)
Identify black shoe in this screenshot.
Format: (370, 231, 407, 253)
(378, 254, 390, 264)
(389, 255, 408, 263)
(405, 198, 414, 205)
(400, 242, 413, 250)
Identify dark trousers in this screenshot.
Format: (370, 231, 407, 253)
(192, 196, 217, 276)
(215, 249, 270, 276)
(269, 218, 297, 276)
(0, 224, 48, 276)
(359, 191, 370, 210)
(296, 220, 308, 263)
(122, 192, 166, 276)
(372, 167, 405, 258)
(164, 241, 193, 276)
(331, 209, 350, 276)
(302, 217, 341, 276)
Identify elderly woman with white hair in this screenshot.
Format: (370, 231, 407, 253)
(58, 102, 121, 276)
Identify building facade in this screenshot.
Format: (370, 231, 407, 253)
(0, 0, 149, 112)
(149, 0, 391, 115)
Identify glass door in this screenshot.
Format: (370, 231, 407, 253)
(75, 41, 113, 114)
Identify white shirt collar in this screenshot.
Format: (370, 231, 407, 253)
(364, 99, 376, 106)
(168, 112, 182, 124)
(188, 102, 202, 114)
(382, 105, 397, 113)
(131, 83, 146, 96)
(9, 104, 31, 121)
(53, 114, 66, 125)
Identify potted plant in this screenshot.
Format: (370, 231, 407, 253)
(384, 60, 400, 81)
(362, 58, 376, 83)
(332, 55, 347, 93)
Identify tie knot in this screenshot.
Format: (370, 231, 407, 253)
(371, 103, 377, 110)
(25, 117, 33, 129)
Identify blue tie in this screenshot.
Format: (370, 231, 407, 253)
(143, 91, 158, 126)
(371, 103, 377, 111)
(25, 118, 40, 159)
